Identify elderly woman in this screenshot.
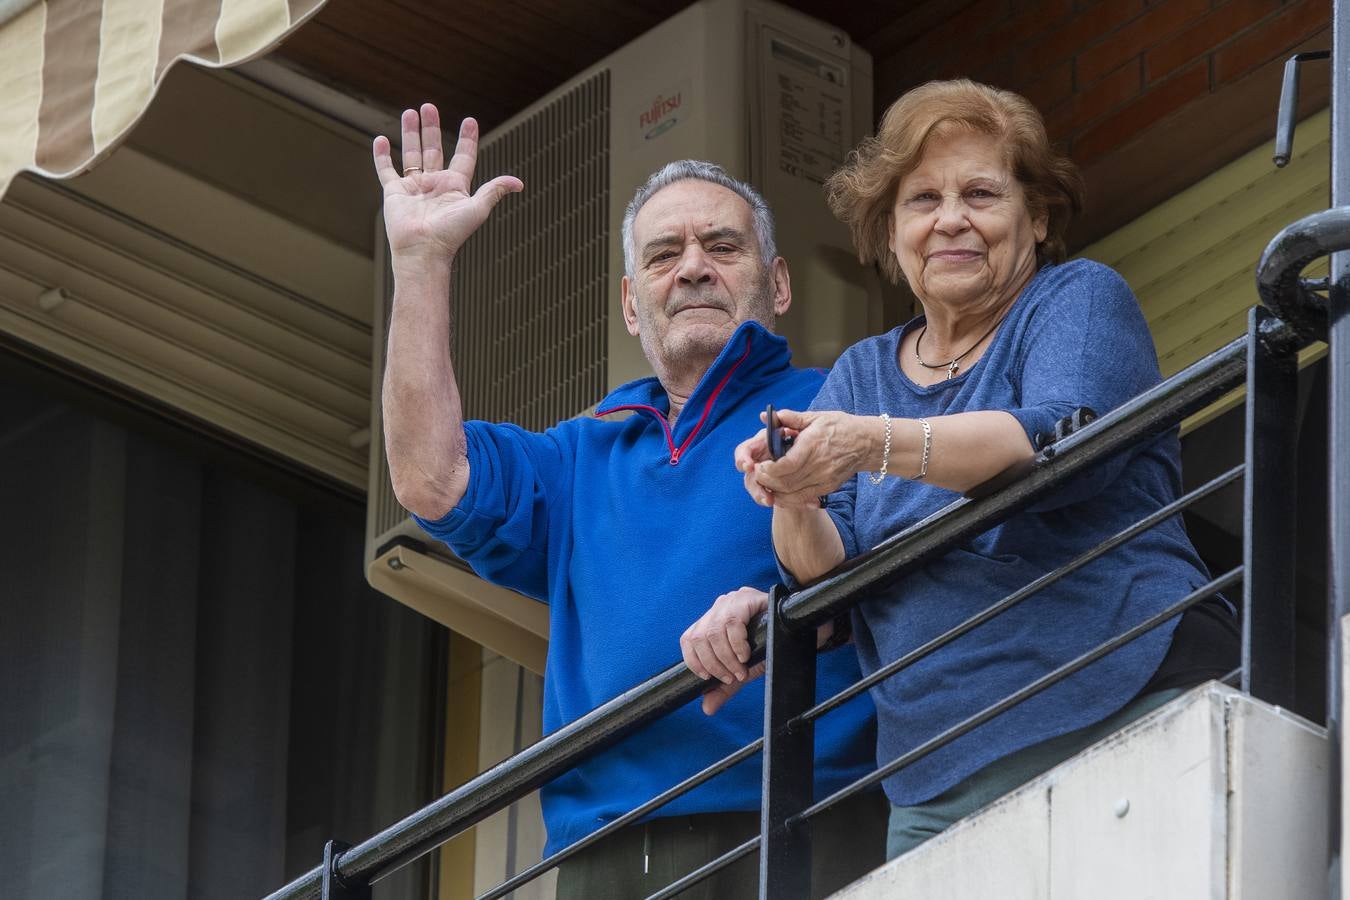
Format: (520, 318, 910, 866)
(693, 79, 1239, 859)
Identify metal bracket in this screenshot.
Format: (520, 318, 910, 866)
(1255, 311, 1302, 359)
(1274, 50, 1331, 167)
(321, 840, 370, 900)
(1047, 407, 1098, 448)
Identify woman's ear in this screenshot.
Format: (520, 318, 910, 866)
(1028, 195, 1050, 245)
(883, 208, 899, 265)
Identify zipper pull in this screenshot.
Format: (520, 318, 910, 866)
(669, 448, 681, 465)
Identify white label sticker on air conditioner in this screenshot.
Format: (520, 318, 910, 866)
(766, 36, 847, 185)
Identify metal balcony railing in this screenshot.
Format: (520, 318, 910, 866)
(267, 12, 1350, 896)
(264, 273, 1332, 900)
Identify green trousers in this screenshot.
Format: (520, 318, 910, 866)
(554, 787, 887, 900)
(886, 687, 1186, 860)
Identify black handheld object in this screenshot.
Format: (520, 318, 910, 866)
(766, 404, 795, 460)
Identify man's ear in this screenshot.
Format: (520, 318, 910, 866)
(620, 275, 641, 337)
(771, 257, 792, 317)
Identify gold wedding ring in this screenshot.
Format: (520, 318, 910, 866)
(404, 166, 423, 174)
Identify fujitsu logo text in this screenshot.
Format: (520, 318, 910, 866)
(639, 94, 682, 129)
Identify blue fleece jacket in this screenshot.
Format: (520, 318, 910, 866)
(414, 321, 876, 854)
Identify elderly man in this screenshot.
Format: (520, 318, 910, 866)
(374, 103, 881, 898)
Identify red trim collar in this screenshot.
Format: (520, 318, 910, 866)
(595, 333, 755, 465)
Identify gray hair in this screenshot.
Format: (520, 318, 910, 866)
(621, 160, 777, 278)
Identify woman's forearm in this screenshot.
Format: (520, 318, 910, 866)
(773, 506, 846, 583)
(869, 410, 1033, 494)
(757, 408, 1035, 579)
(756, 409, 1036, 506)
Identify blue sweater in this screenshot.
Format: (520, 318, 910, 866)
(415, 321, 876, 854)
(809, 260, 1214, 806)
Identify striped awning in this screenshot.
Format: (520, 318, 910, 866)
(0, 0, 327, 199)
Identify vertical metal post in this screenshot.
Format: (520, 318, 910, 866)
(321, 840, 371, 900)
(759, 584, 816, 900)
(1331, 1, 1350, 895)
(1242, 306, 1299, 707)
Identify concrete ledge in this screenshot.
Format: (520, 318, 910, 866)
(832, 683, 1328, 899)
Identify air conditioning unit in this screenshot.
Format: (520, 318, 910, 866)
(365, 0, 878, 674)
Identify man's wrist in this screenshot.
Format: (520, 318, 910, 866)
(391, 247, 455, 276)
(390, 252, 454, 297)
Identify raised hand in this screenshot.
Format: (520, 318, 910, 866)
(372, 104, 523, 262)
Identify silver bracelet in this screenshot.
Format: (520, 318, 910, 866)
(915, 417, 932, 480)
(868, 413, 892, 485)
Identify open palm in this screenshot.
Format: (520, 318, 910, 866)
(372, 104, 522, 259)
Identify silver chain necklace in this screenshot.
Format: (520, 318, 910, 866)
(914, 317, 1003, 379)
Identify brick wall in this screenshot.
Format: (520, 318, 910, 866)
(866, 0, 1332, 242)
(875, 0, 1329, 165)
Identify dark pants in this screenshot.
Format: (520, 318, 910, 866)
(555, 788, 888, 900)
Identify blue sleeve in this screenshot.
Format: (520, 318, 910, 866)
(1007, 263, 1162, 511)
(412, 420, 572, 601)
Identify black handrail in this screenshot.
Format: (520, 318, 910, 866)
(792, 463, 1245, 728)
(266, 317, 1298, 900)
(787, 568, 1242, 824)
(266, 652, 712, 898)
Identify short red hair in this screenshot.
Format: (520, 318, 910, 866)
(826, 79, 1084, 283)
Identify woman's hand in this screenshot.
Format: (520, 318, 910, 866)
(733, 423, 777, 506)
(373, 105, 523, 263)
(735, 409, 878, 508)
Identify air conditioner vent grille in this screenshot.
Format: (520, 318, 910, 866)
(454, 72, 610, 433)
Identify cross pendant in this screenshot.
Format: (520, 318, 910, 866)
(947, 360, 960, 379)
